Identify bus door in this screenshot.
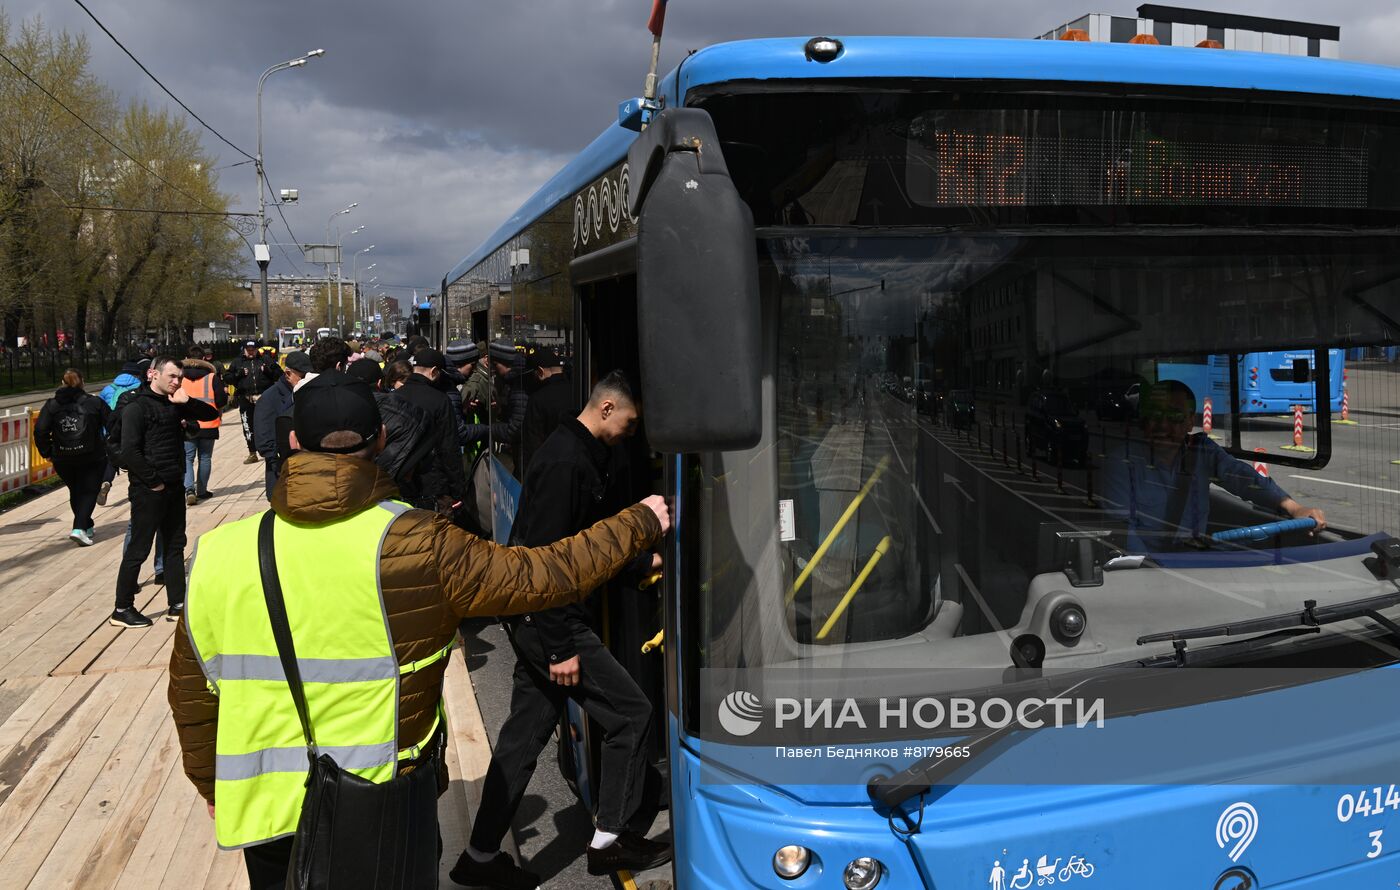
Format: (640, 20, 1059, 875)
(558, 269, 671, 815)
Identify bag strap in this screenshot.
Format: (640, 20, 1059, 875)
(256, 510, 319, 757)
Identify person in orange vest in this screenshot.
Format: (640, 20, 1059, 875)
(181, 345, 229, 506)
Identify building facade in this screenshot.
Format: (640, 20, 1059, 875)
(1039, 4, 1340, 57)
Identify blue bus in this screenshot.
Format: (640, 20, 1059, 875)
(445, 35, 1400, 890)
(1153, 350, 1345, 416)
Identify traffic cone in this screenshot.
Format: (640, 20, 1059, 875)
(1202, 396, 1222, 441)
(1281, 404, 1315, 453)
(1337, 375, 1358, 425)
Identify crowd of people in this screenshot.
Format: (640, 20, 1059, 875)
(32, 331, 667, 888)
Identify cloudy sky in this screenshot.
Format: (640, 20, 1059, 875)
(7, 0, 1398, 305)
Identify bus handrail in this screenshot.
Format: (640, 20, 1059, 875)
(786, 456, 889, 604)
(816, 535, 892, 640)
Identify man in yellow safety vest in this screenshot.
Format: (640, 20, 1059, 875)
(168, 370, 670, 887)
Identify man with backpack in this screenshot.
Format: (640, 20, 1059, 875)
(111, 356, 219, 628)
(34, 368, 112, 546)
(96, 357, 146, 506)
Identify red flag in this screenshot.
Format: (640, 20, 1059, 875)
(647, 0, 668, 37)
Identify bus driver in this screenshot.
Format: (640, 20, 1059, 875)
(1102, 380, 1326, 552)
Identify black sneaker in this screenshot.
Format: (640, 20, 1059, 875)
(448, 850, 541, 889)
(166, 602, 185, 622)
(154, 572, 165, 585)
(196, 489, 213, 500)
(186, 489, 197, 506)
(585, 831, 672, 876)
(110, 608, 153, 629)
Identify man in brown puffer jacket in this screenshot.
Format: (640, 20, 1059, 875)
(167, 371, 668, 887)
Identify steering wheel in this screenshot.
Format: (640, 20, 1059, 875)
(1210, 517, 1318, 544)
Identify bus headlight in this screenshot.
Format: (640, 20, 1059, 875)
(843, 856, 884, 889)
(773, 845, 811, 879)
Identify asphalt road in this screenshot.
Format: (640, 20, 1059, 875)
(458, 618, 672, 890)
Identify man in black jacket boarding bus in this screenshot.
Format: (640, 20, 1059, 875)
(456, 370, 668, 888)
(111, 356, 220, 628)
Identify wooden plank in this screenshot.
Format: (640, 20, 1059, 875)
(154, 788, 219, 889)
(0, 672, 112, 860)
(0, 676, 43, 728)
(79, 722, 184, 889)
(438, 728, 472, 887)
(201, 847, 248, 890)
(112, 752, 201, 890)
(0, 671, 152, 886)
(0, 675, 76, 771)
(441, 643, 517, 858)
(26, 669, 172, 889)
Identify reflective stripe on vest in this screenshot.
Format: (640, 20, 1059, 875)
(186, 499, 428, 850)
(181, 374, 221, 429)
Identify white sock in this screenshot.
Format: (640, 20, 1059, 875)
(465, 844, 497, 863)
(588, 829, 619, 850)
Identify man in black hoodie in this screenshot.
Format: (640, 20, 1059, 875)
(458, 371, 669, 885)
(225, 340, 278, 464)
(112, 356, 220, 628)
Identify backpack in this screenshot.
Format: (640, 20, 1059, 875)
(52, 400, 98, 457)
(106, 391, 139, 469)
(102, 379, 139, 410)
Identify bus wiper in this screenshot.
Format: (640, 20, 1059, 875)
(867, 724, 1016, 809)
(1136, 591, 1400, 666)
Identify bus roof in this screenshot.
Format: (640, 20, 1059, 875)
(446, 35, 1400, 285)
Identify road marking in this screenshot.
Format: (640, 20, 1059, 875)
(1286, 475, 1400, 496)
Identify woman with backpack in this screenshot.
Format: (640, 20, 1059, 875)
(34, 368, 112, 546)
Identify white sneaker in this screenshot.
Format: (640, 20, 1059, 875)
(69, 529, 94, 547)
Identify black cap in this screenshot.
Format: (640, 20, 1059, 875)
(243, 340, 257, 349)
(445, 339, 480, 366)
(412, 348, 445, 370)
(346, 357, 383, 388)
(283, 351, 312, 374)
(526, 344, 561, 370)
(292, 371, 381, 454)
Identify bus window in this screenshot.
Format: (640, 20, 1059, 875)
(685, 232, 1400, 710)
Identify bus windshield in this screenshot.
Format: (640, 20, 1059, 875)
(686, 232, 1400, 729)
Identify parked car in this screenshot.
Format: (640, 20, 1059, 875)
(1024, 389, 1088, 464)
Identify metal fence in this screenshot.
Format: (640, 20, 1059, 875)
(0, 342, 244, 396)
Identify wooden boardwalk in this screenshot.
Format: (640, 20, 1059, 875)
(0, 416, 496, 888)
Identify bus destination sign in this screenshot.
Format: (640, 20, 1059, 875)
(909, 126, 1368, 208)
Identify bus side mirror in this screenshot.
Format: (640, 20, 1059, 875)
(627, 108, 761, 453)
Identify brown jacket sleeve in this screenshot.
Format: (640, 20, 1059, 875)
(168, 618, 219, 803)
(433, 502, 662, 617)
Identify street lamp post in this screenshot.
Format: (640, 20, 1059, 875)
(256, 48, 324, 338)
(325, 203, 356, 329)
(353, 249, 374, 335)
(338, 225, 364, 334)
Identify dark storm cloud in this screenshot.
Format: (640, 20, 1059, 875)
(6, 0, 1398, 296)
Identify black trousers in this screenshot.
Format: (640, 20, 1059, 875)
(469, 620, 656, 851)
(243, 832, 443, 889)
(52, 457, 104, 530)
(115, 481, 186, 609)
(238, 400, 257, 453)
(244, 836, 295, 890)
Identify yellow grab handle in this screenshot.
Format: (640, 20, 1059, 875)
(816, 536, 892, 641)
(787, 456, 889, 604)
(641, 630, 665, 654)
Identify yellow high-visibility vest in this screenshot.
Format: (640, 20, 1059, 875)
(185, 501, 448, 849)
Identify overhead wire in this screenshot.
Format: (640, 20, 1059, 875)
(68, 0, 256, 160)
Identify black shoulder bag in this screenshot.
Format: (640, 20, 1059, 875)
(256, 511, 441, 890)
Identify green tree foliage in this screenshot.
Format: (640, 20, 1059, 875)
(0, 13, 241, 348)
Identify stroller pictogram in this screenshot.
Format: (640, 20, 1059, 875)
(1035, 855, 1063, 885)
